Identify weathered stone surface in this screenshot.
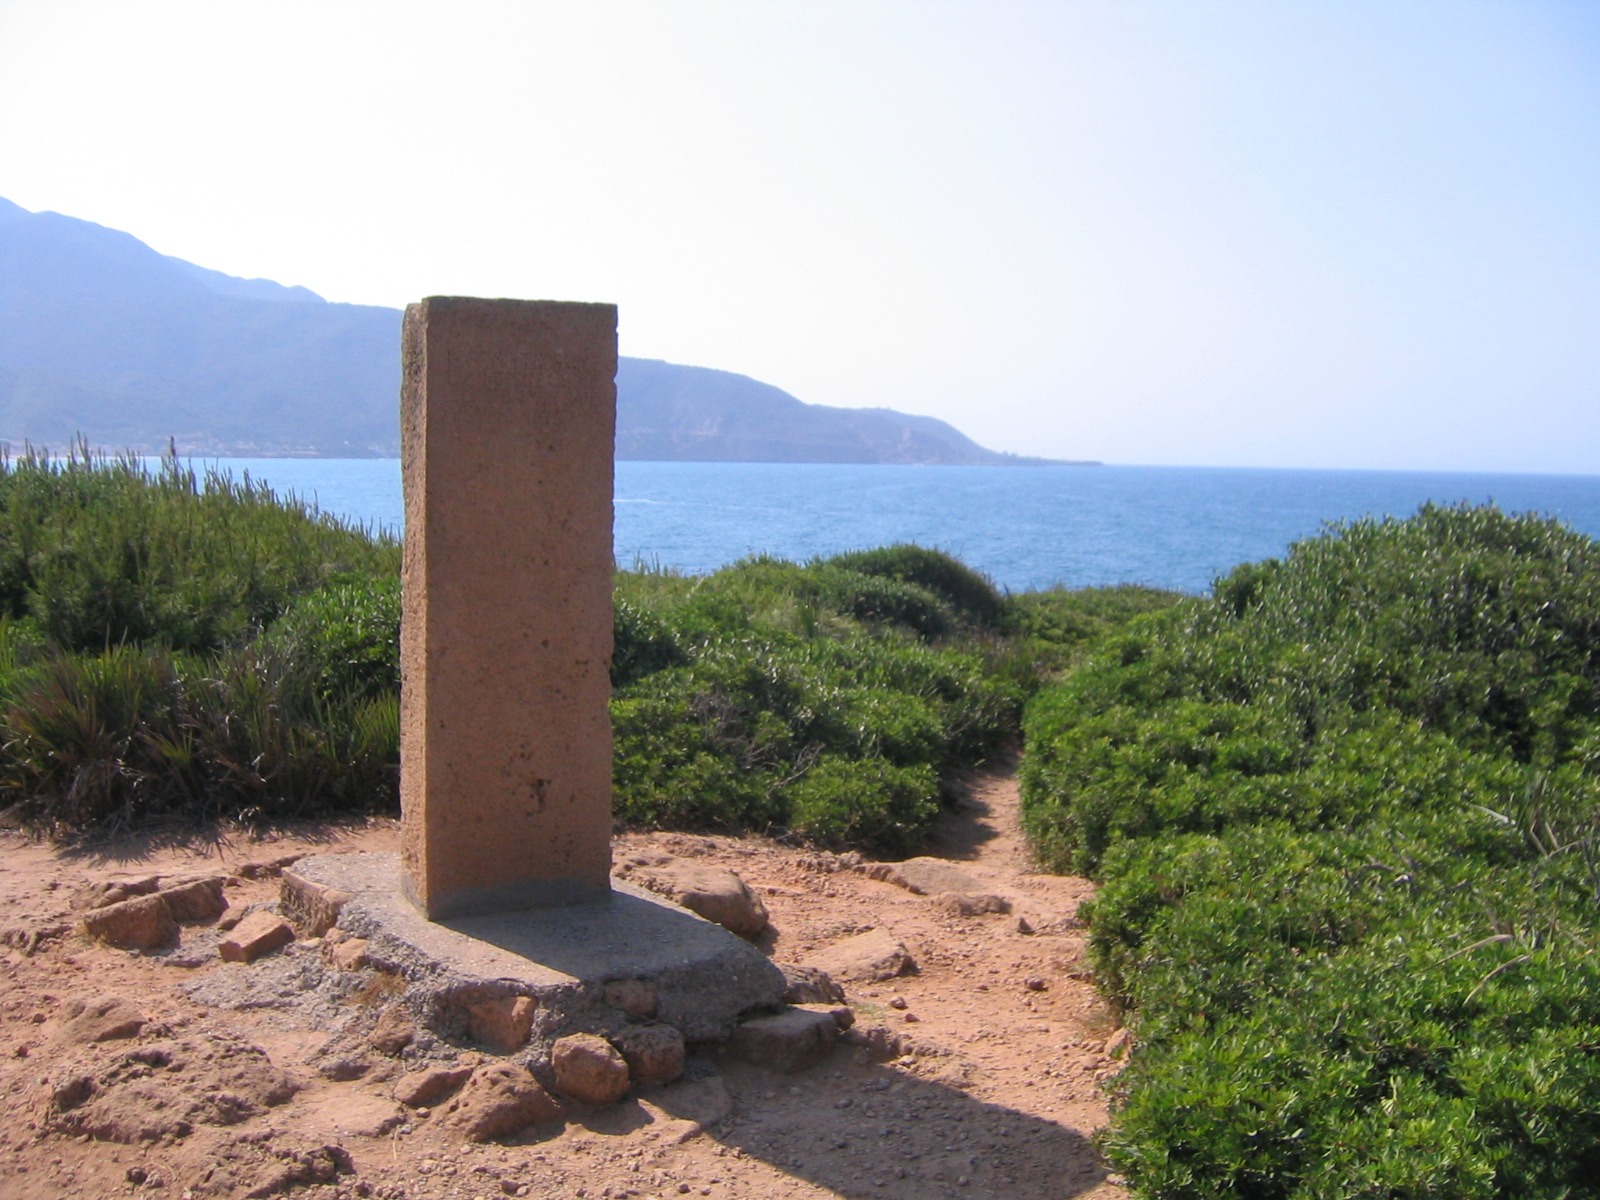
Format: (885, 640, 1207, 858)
(278, 868, 351, 936)
(400, 297, 618, 920)
(368, 1005, 417, 1056)
(467, 995, 537, 1053)
(889, 857, 984, 896)
(55, 996, 146, 1044)
(932, 892, 1011, 917)
(444, 1063, 563, 1142)
(73, 875, 161, 912)
(394, 1064, 474, 1108)
(729, 1007, 839, 1073)
(219, 911, 295, 963)
(807, 928, 916, 983)
(619, 857, 769, 939)
(610, 1024, 685, 1086)
(80, 893, 178, 951)
(779, 963, 845, 1005)
(46, 1033, 297, 1142)
(290, 853, 788, 1045)
(551, 1033, 630, 1104)
(159, 876, 229, 924)
(603, 977, 658, 1018)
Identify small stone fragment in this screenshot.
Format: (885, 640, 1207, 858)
(551, 1033, 631, 1104)
(729, 1007, 838, 1073)
(621, 860, 769, 938)
(394, 1064, 474, 1108)
(368, 1005, 417, 1056)
(328, 936, 371, 971)
(610, 1024, 685, 1086)
(80, 893, 179, 951)
(55, 997, 146, 1044)
(444, 1063, 563, 1142)
(1024, 977, 1048, 992)
(467, 995, 536, 1054)
(219, 911, 295, 963)
(1104, 1028, 1131, 1058)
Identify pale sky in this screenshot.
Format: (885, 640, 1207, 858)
(2, 1, 1598, 472)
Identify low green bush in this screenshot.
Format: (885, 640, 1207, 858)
(1020, 504, 1600, 1197)
(827, 544, 1007, 630)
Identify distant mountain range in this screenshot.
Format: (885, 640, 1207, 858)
(0, 197, 1086, 464)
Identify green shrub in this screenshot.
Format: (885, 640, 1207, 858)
(827, 544, 1007, 630)
(270, 574, 401, 706)
(787, 758, 940, 856)
(1020, 504, 1600, 1197)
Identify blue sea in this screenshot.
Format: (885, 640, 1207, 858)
(193, 459, 1600, 596)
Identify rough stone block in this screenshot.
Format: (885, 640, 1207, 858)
(467, 995, 537, 1054)
(158, 876, 229, 924)
(80, 893, 178, 951)
(610, 1024, 685, 1086)
(807, 928, 916, 983)
(279, 868, 352, 936)
(219, 911, 295, 963)
(729, 1007, 839, 1073)
(399, 297, 617, 919)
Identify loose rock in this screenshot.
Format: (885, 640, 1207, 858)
(778, 963, 845, 1005)
(729, 1007, 839, 1073)
(807, 928, 916, 984)
(219, 911, 295, 963)
(368, 1004, 417, 1056)
(552, 1033, 631, 1104)
(395, 1064, 474, 1108)
(445, 1063, 563, 1142)
(610, 1024, 685, 1086)
(467, 994, 536, 1053)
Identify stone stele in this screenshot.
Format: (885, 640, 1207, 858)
(399, 296, 617, 919)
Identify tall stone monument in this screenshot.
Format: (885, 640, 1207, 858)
(399, 297, 617, 919)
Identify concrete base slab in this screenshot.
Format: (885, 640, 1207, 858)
(290, 853, 786, 1049)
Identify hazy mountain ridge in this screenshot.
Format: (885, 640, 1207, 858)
(0, 198, 1081, 464)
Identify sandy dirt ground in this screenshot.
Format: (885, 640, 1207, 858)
(0, 760, 1127, 1200)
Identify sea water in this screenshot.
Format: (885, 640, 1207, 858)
(191, 459, 1600, 596)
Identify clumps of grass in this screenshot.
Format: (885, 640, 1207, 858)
(1020, 504, 1600, 1198)
(0, 445, 400, 828)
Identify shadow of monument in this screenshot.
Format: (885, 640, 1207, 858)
(574, 1056, 1111, 1200)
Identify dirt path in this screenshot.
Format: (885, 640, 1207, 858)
(0, 764, 1125, 1199)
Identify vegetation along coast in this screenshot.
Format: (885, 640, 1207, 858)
(2, 447, 1598, 1197)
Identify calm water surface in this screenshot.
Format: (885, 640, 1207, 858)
(195, 459, 1600, 595)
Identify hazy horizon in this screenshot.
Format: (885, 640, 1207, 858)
(2, 1, 1597, 474)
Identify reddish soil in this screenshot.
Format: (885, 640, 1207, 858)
(0, 761, 1126, 1199)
